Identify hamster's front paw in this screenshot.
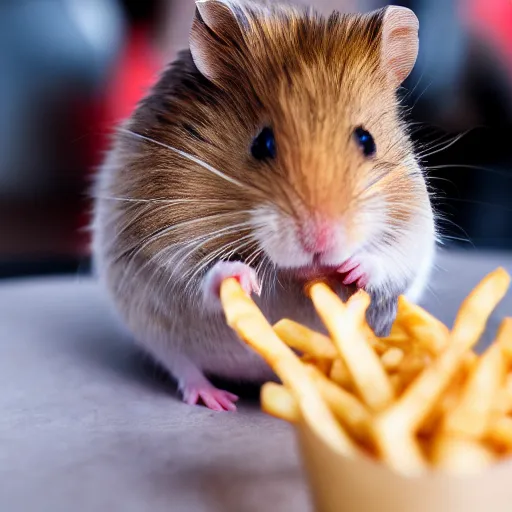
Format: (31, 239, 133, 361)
(202, 261, 261, 311)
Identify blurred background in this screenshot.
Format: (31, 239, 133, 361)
(0, 0, 511, 279)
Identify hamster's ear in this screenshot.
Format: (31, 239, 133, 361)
(190, 0, 247, 83)
(379, 6, 419, 88)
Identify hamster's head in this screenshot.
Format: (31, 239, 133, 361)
(105, 0, 435, 335)
(187, 0, 435, 332)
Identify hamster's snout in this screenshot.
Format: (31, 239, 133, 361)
(296, 218, 368, 287)
(252, 205, 357, 271)
(297, 217, 337, 255)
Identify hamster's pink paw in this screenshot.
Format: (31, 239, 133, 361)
(202, 261, 260, 311)
(182, 384, 239, 412)
(337, 258, 369, 288)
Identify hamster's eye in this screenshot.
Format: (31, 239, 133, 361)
(353, 127, 376, 157)
(251, 127, 276, 160)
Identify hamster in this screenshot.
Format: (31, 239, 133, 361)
(92, 0, 436, 411)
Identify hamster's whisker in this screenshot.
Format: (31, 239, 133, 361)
(114, 203, 177, 242)
(424, 174, 462, 187)
(108, 202, 253, 249)
(437, 234, 473, 245)
(407, 122, 443, 138)
(116, 218, 254, 294)
(358, 167, 393, 197)
(134, 231, 254, 305)
(221, 234, 260, 263)
(255, 254, 276, 298)
(182, 236, 258, 300)
(258, 259, 271, 296)
(409, 80, 432, 111)
(119, 128, 249, 190)
(164, 224, 255, 284)
(434, 215, 473, 247)
(114, 211, 254, 264)
(182, 232, 256, 277)
(180, 236, 258, 303)
(359, 170, 426, 204)
(245, 246, 265, 269)
(416, 131, 468, 160)
(171, 222, 254, 263)
(414, 132, 460, 153)
(138, 233, 255, 304)
(426, 164, 512, 180)
(150, 222, 253, 276)
(93, 196, 233, 205)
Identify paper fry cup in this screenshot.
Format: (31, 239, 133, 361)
(296, 419, 512, 512)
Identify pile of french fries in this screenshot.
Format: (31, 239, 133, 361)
(220, 268, 512, 475)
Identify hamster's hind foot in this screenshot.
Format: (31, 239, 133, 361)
(182, 382, 239, 412)
(173, 354, 239, 411)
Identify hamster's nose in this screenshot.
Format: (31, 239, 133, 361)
(298, 218, 335, 255)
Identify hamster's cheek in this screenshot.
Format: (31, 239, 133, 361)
(357, 248, 411, 295)
(360, 216, 436, 297)
(404, 234, 436, 303)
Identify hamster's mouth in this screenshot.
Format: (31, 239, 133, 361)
(291, 265, 340, 281)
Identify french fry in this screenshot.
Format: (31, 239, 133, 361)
(220, 267, 512, 477)
(461, 350, 479, 371)
(492, 390, 512, 416)
(381, 347, 405, 373)
(304, 364, 372, 444)
(419, 367, 466, 438)
(374, 268, 510, 472)
(441, 343, 505, 439)
(395, 296, 450, 354)
(220, 278, 357, 455)
(450, 268, 510, 346)
(330, 358, 353, 390)
(261, 382, 299, 423)
(493, 373, 512, 415)
(419, 352, 478, 438)
(385, 321, 409, 341)
(363, 327, 391, 355)
(384, 268, 509, 428)
(273, 319, 338, 360)
(373, 318, 412, 354)
(309, 285, 394, 412)
(497, 318, 512, 366)
(486, 416, 512, 451)
(301, 354, 332, 375)
(389, 374, 402, 395)
(393, 351, 429, 394)
(380, 327, 412, 352)
(431, 436, 496, 474)
(372, 420, 427, 474)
